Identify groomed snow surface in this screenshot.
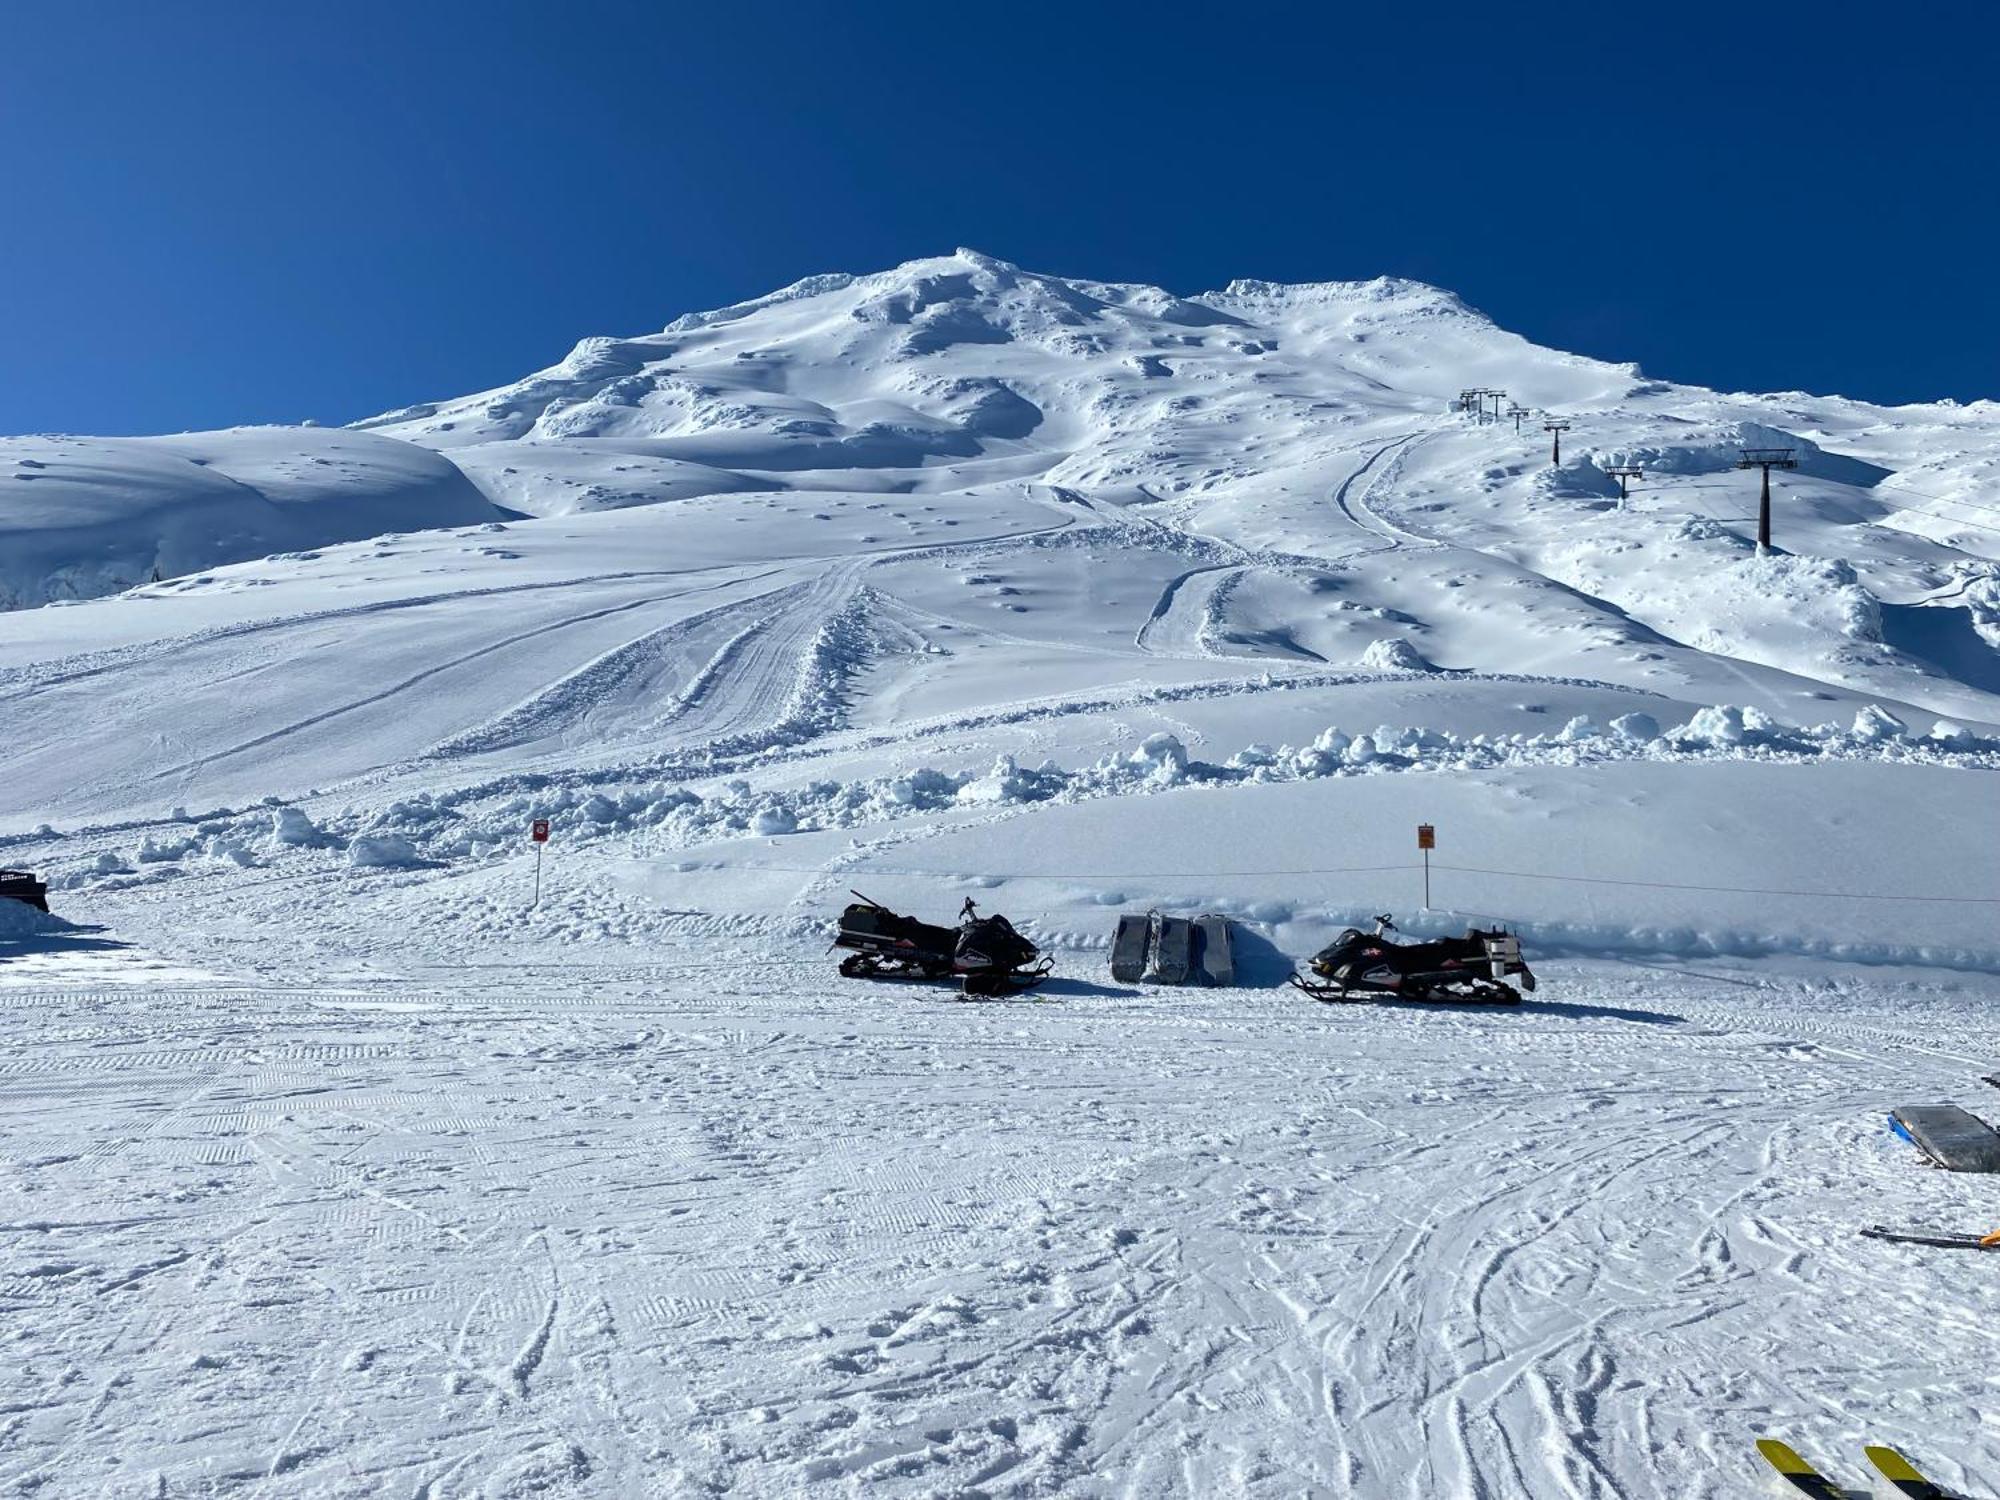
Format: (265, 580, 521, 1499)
(3, 251, 2000, 1498)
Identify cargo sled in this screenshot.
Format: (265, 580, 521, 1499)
(1107, 911, 1235, 986)
(833, 892, 1051, 998)
(1290, 914, 1534, 1005)
(1887, 1104, 2000, 1173)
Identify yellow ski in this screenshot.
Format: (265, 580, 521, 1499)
(1865, 1444, 1956, 1500)
(1756, 1439, 1847, 1499)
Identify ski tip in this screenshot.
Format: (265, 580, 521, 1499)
(1758, 1438, 1816, 1475)
(1862, 1444, 1924, 1482)
(1758, 1439, 1854, 1498)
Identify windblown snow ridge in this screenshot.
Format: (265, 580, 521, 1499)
(54, 701, 1996, 895)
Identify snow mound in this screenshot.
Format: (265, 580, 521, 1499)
(0, 426, 502, 608)
(348, 833, 425, 869)
(1358, 637, 1432, 672)
(271, 806, 338, 848)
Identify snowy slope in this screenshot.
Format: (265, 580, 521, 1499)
(3, 253, 2000, 1499)
(349, 247, 2000, 719)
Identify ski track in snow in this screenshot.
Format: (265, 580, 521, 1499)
(4, 972, 1999, 1498)
(1331, 431, 1434, 555)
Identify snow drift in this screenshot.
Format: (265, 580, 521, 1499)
(0, 426, 502, 608)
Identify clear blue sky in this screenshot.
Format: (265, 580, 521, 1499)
(5, 1, 1995, 434)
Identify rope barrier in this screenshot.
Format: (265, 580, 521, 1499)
(1426, 864, 2000, 905)
(641, 857, 1998, 906)
(665, 860, 1420, 880)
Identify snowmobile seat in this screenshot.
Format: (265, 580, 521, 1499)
(1890, 1104, 2000, 1173)
(837, 902, 955, 955)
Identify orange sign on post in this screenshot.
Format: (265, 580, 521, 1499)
(1417, 824, 1435, 850)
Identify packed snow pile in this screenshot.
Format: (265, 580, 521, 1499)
(346, 832, 424, 869)
(0, 896, 67, 940)
(0, 426, 502, 608)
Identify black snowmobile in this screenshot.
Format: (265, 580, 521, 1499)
(0, 871, 48, 913)
(833, 892, 1052, 998)
(1289, 914, 1535, 1005)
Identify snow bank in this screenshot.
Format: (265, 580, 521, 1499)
(1592, 420, 1890, 487)
(63, 701, 1997, 892)
(0, 427, 502, 610)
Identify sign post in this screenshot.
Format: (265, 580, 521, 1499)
(530, 818, 550, 905)
(1416, 823, 1435, 909)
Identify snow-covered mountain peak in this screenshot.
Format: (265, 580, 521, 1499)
(1211, 272, 1472, 315)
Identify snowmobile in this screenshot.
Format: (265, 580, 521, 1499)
(833, 892, 1052, 997)
(0, 870, 48, 913)
(1289, 914, 1535, 1005)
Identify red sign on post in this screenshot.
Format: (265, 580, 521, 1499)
(529, 819, 550, 907)
(1416, 824, 1435, 850)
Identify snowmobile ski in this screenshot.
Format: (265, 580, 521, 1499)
(1860, 1224, 2000, 1250)
(1864, 1444, 1959, 1500)
(959, 965, 1051, 999)
(1110, 914, 1150, 983)
(1755, 1439, 1847, 1499)
(1288, 972, 1522, 1006)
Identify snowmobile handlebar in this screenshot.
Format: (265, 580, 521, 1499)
(1373, 914, 1398, 934)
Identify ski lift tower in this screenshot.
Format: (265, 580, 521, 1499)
(1485, 390, 1508, 424)
(1544, 419, 1572, 466)
(1458, 388, 1484, 420)
(1604, 465, 1643, 502)
(1737, 447, 1799, 550)
(1506, 403, 1531, 433)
